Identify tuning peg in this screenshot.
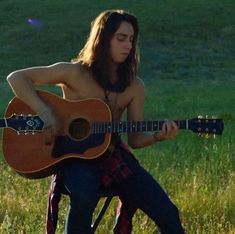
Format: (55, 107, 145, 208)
(198, 133, 209, 139)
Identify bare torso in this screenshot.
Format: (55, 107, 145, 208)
(61, 63, 138, 121)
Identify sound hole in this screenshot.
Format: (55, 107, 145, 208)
(69, 118, 90, 140)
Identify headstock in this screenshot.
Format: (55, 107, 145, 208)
(188, 116, 224, 136)
(5, 114, 44, 134)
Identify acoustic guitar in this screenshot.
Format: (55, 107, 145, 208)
(1, 90, 224, 179)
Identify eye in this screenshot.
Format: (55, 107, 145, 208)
(116, 36, 125, 41)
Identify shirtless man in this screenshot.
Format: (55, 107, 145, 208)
(7, 9, 185, 234)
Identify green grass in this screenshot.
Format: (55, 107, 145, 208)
(0, 0, 235, 233)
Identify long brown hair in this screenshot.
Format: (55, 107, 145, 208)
(73, 9, 139, 92)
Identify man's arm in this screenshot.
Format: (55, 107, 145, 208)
(127, 78, 178, 149)
(6, 62, 78, 134)
(7, 62, 76, 113)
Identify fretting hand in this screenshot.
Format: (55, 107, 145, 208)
(154, 120, 178, 142)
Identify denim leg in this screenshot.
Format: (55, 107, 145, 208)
(61, 161, 101, 234)
(119, 155, 185, 234)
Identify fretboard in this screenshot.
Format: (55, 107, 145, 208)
(91, 120, 188, 134)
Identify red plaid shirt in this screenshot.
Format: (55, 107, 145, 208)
(46, 143, 138, 234)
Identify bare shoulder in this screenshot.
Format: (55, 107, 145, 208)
(50, 62, 90, 82)
(48, 61, 82, 74)
(130, 77, 145, 94)
(67, 62, 91, 78)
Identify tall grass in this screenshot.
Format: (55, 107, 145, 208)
(0, 0, 235, 233)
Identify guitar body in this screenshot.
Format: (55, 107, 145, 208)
(3, 90, 112, 179)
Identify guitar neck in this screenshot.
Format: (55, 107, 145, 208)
(92, 120, 188, 134)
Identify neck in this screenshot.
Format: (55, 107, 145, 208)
(109, 62, 118, 84)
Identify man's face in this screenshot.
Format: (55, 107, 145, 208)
(109, 21, 134, 64)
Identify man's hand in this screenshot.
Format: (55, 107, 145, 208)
(38, 107, 60, 138)
(154, 120, 178, 142)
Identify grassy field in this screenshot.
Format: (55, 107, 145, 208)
(0, 0, 235, 233)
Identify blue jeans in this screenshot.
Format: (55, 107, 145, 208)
(61, 155, 185, 234)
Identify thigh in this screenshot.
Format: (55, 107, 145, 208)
(61, 160, 101, 199)
(119, 161, 178, 221)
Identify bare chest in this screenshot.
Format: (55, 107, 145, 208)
(61, 76, 132, 120)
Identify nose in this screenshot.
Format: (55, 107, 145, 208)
(125, 39, 132, 50)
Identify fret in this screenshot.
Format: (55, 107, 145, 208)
(119, 122, 123, 133)
(104, 122, 107, 133)
(128, 121, 131, 132)
(141, 121, 145, 132)
(99, 122, 101, 133)
(108, 122, 111, 133)
(147, 121, 152, 131)
(100, 122, 103, 133)
(153, 121, 159, 131)
(101, 122, 103, 133)
(145, 121, 148, 131)
(132, 121, 135, 132)
(116, 122, 119, 133)
(136, 121, 140, 132)
(139, 121, 143, 132)
(124, 121, 127, 133)
(117, 122, 119, 133)
(103, 122, 105, 133)
(113, 122, 115, 133)
(134, 121, 137, 132)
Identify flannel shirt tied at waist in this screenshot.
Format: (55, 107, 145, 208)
(46, 142, 138, 234)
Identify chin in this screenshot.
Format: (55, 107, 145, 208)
(112, 57, 127, 64)
(117, 57, 127, 63)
